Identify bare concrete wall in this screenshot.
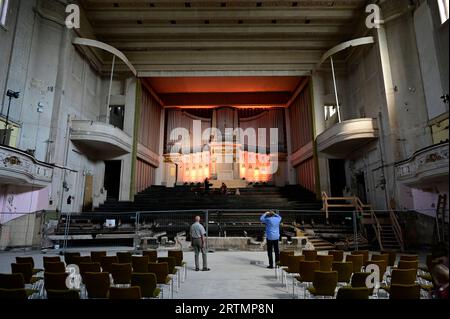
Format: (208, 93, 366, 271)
(0, 211, 44, 250)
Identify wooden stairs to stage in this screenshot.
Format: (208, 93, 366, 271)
(321, 192, 405, 251)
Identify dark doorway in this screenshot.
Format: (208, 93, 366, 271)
(329, 159, 346, 197)
(109, 105, 125, 130)
(104, 160, 122, 200)
(356, 172, 368, 204)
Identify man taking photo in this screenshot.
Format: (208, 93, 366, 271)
(260, 211, 282, 269)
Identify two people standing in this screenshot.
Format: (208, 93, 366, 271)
(260, 211, 282, 269)
(190, 211, 282, 271)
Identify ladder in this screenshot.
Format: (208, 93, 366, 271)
(434, 194, 448, 244)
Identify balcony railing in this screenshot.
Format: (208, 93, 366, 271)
(395, 142, 449, 186)
(317, 118, 379, 157)
(70, 120, 132, 158)
(0, 145, 53, 187)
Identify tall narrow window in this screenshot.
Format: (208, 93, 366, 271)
(0, 0, 9, 27)
(438, 0, 449, 24)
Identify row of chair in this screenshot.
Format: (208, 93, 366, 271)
(1, 250, 187, 299)
(277, 250, 427, 299)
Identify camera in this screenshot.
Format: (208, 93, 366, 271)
(6, 90, 20, 99)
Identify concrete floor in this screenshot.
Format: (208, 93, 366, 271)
(0, 248, 431, 299)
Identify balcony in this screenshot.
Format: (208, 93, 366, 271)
(317, 118, 379, 158)
(70, 120, 132, 159)
(396, 142, 449, 186)
(0, 145, 53, 188)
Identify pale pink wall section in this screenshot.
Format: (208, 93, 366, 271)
(0, 185, 49, 224)
(398, 178, 449, 217)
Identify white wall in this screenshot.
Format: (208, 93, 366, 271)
(1, 1, 121, 214)
(414, 2, 448, 120)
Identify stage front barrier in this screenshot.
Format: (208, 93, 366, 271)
(1, 208, 446, 253)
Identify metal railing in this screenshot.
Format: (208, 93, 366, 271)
(1, 208, 447, 252)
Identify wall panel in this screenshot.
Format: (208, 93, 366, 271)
(295, 157, 315, 193)
(135, 159, 156, 194)
(289, 88, 313, 152)
(139, 88, 162, 154)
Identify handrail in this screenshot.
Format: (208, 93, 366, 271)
(322, 191, 360, 220)
(355, 196, 383, 250)
(371, 209, 383, 251)
(390, 210, 405, 251)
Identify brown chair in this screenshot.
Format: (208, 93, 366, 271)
(277, 251, 295, 283)
(72, 256, 92, 266)
(346, 254, 364, 273)
(382, 269, 417, 292)
(84, 272, 111, 298)
(381, 251, 397, 267)
(328, 250, 344, 262)
(286, 255, 305, 274)
(131, 273, 161, 298)
(111, 263, 132, 285)
(278, 251, 295, 267)
(332, 262, 353, 284)
(350, 272, 372, 290)
(336, 287, 370, 299)
(389, 284, 421, 299)
(158, 257, 177, 275)
(352, 250, 369, 263)
(397, 260, 418, 270)
(44, 262, 66, 273)
(0, 288, 29, 300)
(90, 251, 107, 264)
(364, 260, 388, 279)
(295, 261, 320, 297)
(371, 253, 389, 263)
(143, 250, 158, 263)
(148, 263, 171, 285)
(303, 250, 318, 261)
(148, 262, 173, 298)
(64, 252, 81, 266)
(43, 256, 61, 264)
(79, 262, 101, 282)
(0, 273, 37, 296)
(132, 256, 149, 273)
(47, 289, 80, 299)
(297, 261, 320, 283)
(44, 272, 69, 291)
(168, 251, 185, 267)
(390, 269, 417, 285)
(400, 255, 419, 262)
(100, 256, 119, 273)
(11, 263, 41, 284)
(284, 255, 305, 294)
(15, 257, 42, 275)
(307, 271, 338, 298)
(168, 250, 187, 281)
(0, 273, 26, 289)
(117, 252, 133, 264)
(109, 286, 142, 299)
(317, 255, 334, 271)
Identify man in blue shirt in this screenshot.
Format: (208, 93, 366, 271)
(260, 211, 282, 269)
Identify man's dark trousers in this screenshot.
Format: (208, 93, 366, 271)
(267, 239, 280, 267)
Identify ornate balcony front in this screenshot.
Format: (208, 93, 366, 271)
(396, 142, 449, 186)
(317, 118, 379, 158)
(70, 120, 132, 159)
(0, 145, 53, 188)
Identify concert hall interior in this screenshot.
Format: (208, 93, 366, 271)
(0, 0, 448, 301)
